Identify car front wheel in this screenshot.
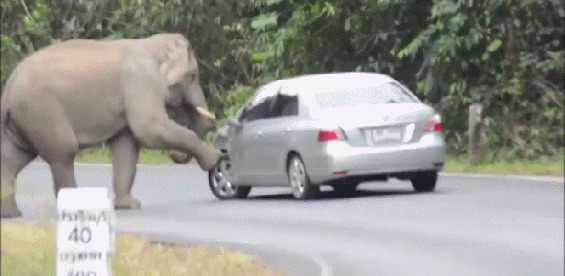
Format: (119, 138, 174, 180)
(287, 155, 319, 199)
(410, 171, 437, 192)
(209, 154, 251, 199)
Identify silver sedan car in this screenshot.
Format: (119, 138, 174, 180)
(209, 72, 446, 199)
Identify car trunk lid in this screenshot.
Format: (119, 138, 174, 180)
(316, 103, 435, 147)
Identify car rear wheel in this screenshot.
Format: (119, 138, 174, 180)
(209, 154, 251, 199)
(287, 155, 319, 199)
(410, 171, 437, 192)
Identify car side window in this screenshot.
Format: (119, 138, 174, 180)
(269, 94, 298, 118)
(240, 97, 276, 122)
(238, 84, 299, 122)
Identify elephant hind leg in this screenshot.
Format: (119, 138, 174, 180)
(49, 159, 78, 197)
(42, 144, 78, 197)
(12, 98, 80, 197)
(1, 131, 37, 218)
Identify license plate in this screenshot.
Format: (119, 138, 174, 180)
(367, 127, 402, 143)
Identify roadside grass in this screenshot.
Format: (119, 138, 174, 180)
(74, 148, 564, 176)
(1, 222, 282, 276)
(445, 151, 564, 176)
(75, 147, 174, 165)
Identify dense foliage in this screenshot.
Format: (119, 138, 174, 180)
(1, 0, 563, 160)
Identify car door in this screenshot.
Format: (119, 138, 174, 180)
(228, 118, 256, 185)
(252, 117, 286, 185)
(253, 93, 299, 186)
(228, 88, 277, 185)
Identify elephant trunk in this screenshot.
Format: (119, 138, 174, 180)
(183, 77, 215, 122)
(168, 82, 215, 164)
(168, 102, 210, 164)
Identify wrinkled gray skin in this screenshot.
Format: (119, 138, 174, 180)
(166, 104, 210, 164)
(0, 34, 220, 218)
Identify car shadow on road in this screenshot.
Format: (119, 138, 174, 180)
(247, 189, 419, 200)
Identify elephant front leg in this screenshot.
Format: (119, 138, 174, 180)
(109, 130, 141, 210)
(169, 150, 192, 164)
(137, 119, 220, 171)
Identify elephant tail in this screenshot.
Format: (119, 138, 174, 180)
(1, 108, 36, 153)
(1, 65, 36, 152)
(1, 84, 13, 131)
(1, 64, 21, 125)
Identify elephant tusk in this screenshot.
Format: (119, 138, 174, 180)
(196, 106, 216, 120)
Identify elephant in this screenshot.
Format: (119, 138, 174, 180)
(0, 33, 221, 218)
(166, 105, 209, 164)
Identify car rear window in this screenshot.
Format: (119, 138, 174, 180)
(314, 82, 417, 109)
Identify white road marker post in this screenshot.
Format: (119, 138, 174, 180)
(57, 187, 115, 276)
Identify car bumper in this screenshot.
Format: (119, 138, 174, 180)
(304, 133, 446, 184)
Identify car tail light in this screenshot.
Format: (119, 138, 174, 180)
(333, 170, 348, 177)
(318, 128, 347, 142)
(425, 114, 443, 132)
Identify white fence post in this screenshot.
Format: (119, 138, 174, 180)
(469, 103, 484, 166)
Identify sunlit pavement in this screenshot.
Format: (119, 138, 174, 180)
(10, 163, 565, 276)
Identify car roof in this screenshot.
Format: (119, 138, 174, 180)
(249, 72, 400, 106)
(268, 72, 395, 95)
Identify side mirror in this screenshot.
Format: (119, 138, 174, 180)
(227, 118, 243, 128)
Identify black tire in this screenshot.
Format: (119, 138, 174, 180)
(332, 182, 358, 196)
(287, 154, 319, 199)
(208, 154, 251, 199)
(233, 186, 252, 198)
(410, 171, 437, 192)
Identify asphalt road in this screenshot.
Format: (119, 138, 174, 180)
(9, 163, 565, 276)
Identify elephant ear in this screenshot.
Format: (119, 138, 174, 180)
(160, 37, 190, 86)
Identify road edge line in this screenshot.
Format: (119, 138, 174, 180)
(440, 172, 563, 183)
